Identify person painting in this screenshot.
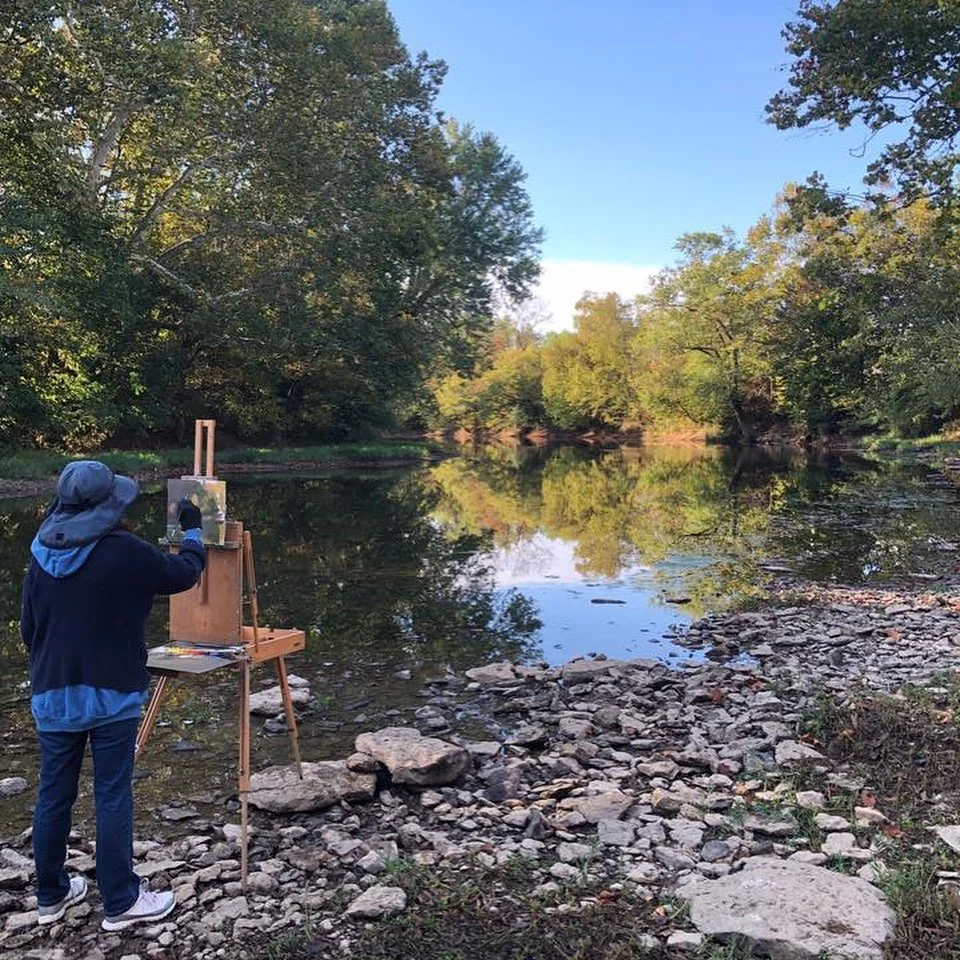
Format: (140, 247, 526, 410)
(20, 461, 206, 930)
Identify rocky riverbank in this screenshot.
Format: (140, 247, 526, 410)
(3, 588, 960, 959)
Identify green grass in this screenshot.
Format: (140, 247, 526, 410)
(861, 431, 960, 456)
(0, 441, 441, 480)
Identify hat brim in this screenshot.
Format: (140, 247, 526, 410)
(113, 473, 139, 510)
(37, 473, 140, 548)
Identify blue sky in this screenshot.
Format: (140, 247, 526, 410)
(388, 0, 887, 328)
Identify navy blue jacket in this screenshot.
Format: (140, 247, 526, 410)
(21, 530, 206, 731)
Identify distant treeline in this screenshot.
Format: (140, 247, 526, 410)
(430, 0, 960, 443)
(430, 190, 960, 442)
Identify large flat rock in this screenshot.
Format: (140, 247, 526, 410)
(682, 858, 895, 960)
(248, 761, 375, 813)
(355, 727, 470, 787)
(249, 684, 310, 716)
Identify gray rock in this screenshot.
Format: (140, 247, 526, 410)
(557, 842, 593, 864)
(344, 885, 407, 920)
(666, 931, 703, 951)
(561, 658, 621, 682)
(244, 871, 278, 895)
(248, 761, 375, 813)
(506, 724, 549, 748)
(683, 859, 894, 959)
(815, 813, 851, 832)
(775, 740, 829, 766)
(346, 752, 379, 773)
(795, 790, 826, 810)
(355, 727, 470, 787)
(558, 790, 634, 823)
(204, 895, 249, 929)
(700, 840, 731, 863)
(597, 819, 635, 847)
(136, 859, 185, 879)
(0, 777, 28, 797)
(821, 832, 858, 857)
(357, 851, 387, 875)
(744, 814, 797, 837)
(464, 663, 521, 685)
(249, 685, 310, 716)
(5, 909, 35, 931)
(636, 760, 679, 779)
(932, 825, 960, 853)
(549, 862, 582, 880)
(558, 717, 595, 739)
(789, 851, 828, 866)
(854, 807, 887, 827)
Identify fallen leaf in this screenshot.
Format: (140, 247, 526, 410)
(882, 823, 904, 838)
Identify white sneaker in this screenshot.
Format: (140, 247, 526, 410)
(38, 875, 88, 925)
(101, 879, 176, 931)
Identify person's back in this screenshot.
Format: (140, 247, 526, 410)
(23, 528, 203, 732)
(20, 461, 206, 930)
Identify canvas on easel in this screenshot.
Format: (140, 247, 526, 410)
(165, 420, 226, 547)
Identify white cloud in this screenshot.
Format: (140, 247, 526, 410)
(529, 259, 661, 333)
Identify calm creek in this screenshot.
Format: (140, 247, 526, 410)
(0, 442, 958, 833)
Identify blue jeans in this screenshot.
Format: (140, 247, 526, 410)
(34, 717, 141, 915)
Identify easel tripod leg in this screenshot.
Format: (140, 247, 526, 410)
(275, 656, 304, 779)
(135, 675, 170, 761)
(238, 660, 251, 890)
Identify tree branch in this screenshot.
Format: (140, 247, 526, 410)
(129, 155, 235, 248)
(88, 101, 144, 201)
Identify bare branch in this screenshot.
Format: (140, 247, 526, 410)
(88, 100, 144, 201)
(130, 255, 200, 303)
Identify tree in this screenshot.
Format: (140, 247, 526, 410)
(0, 1, 542, 447)
(767, 0, 960, 200)
(541, 294, 639, 431)
(633, 231, 779, 441)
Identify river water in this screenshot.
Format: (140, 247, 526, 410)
(0, 443, 957, 831)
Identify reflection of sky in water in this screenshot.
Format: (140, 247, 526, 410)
(488, 533, 701, 666)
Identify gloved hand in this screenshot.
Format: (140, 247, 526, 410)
(178, 499, 203, 533)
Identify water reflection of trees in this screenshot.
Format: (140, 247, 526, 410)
(226, 474, 542, 667)
(0, 476, 543, 680)
(428, 445, 956, 606)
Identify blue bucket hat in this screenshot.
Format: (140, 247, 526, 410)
(37, 461, 139, 549)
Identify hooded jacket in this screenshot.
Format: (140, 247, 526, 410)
(21, 529, 206, 732)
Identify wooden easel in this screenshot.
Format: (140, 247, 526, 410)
(135, 420, 305, 887)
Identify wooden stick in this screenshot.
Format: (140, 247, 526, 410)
(204, 420, 215, 478)
(135, 675, 169, 761)
(242, 531, 260, 657)
(193, 422, 203, 476)
(238, 659, 251, 890)
(275, 656, 304, 779)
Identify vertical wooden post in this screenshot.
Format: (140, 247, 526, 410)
(242, 530, 260, 658)
(193, 426, 203, 476)
(134, 675, 169, 761)
(275, 656, 304, 779)
(192, 419, 217, 477)
(238, 659, 251, 890)
(204, 421, 215, 478)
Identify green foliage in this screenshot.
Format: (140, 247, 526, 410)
(767, 0, 960, 201)
(0, 1, 541, 449)
(542, 294, 639, 431)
